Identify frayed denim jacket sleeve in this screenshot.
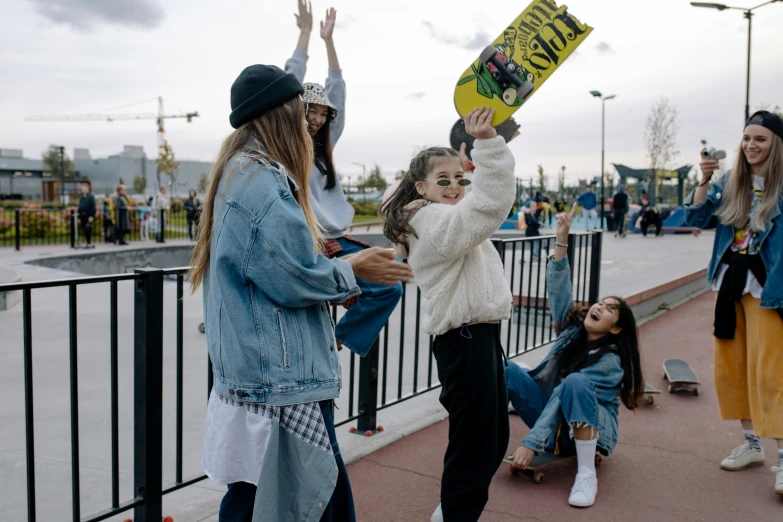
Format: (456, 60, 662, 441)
(522, 353, 623, 452)
(683, 173, 728, 229)
(245, 191, 360, 309)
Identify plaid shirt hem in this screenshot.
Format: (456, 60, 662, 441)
(216, 393, 332, 453)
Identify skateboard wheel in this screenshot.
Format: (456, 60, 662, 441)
(198, 323, 205, 334)
(479, 45, 497, 64)
(668, 384, 673, 393)
(646, 395, 654, 405)
(503, 87, 517, 104)
(693, 388, 699, 396)
(164, 517, 174, 522)
(662, 372, 667, 381)
(123, 519, 132, 522)
(377, 425, 384, 432)
(595, 454, 603, 466)
(365, 430, 373, 437)
(533, 471, 545, 484)
(516, 81, 534, 100)
(348, 426, 357, 433)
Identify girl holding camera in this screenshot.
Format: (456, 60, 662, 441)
(684, 110, 783, 496)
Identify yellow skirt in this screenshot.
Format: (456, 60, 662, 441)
(713, 293, 783, 438)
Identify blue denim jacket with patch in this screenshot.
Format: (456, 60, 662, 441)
(684, 174, 783, 309)
(522, 256, 624, 456)
(203, 152, 360, 406)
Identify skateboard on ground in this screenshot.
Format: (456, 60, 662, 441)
(453, 0, 593, 126)
(662, 359, 700, 396)
(449, 117, 521, 159)
(505, 451, 603, 484)
(643, 382, 661, 405)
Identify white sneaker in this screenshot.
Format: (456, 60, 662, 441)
(773, 467, 783, 496)
(568, 473, 597, 508)
(430, 503, 443, 522)
(720, 443, 765, 471)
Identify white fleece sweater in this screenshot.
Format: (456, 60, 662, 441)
(395, 136, 515, 336)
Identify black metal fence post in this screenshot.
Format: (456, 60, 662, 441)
(15, 209, 21, 251)
(356, 338, 380, 432)
(133, 269, 164, 522)
(588, 231, 603, 305)
(566, 234, 576, 284)
(157, 209, 166, 243)
(70, 210, 77, 249)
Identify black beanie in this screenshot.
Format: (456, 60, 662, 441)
(229, 65, 304, 129)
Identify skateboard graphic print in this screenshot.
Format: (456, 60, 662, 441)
(454, 0, 593, 126)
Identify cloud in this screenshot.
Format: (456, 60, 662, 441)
(421, 21, 491, 50)
(336, 12, 357, 29)
(407, 92, 427, 100)
(596, 41, 615, 54)
(29, 0, 165, 31)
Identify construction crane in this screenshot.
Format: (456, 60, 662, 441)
(26, 96, 199, 190)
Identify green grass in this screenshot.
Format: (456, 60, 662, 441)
(352, 214, 382, 225)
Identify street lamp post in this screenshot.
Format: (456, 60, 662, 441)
(590, 91, 616, 230)
(691, 1, 781, 122)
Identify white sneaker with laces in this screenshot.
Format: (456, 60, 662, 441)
(720, 443, 765, 471)
(568, 473, 598, 508)
(430, 503, 444, 522)
(773, 467, 783, 496)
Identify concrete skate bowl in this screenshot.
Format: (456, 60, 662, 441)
(24, 244, 194, 277)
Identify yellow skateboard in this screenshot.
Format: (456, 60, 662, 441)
(454, 0, 593, 126)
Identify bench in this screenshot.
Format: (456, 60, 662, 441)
(660, 226, 701, 237)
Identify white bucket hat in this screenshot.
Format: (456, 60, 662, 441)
(303, 83, 337, 120)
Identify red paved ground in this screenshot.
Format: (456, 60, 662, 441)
(348, 292, 783, 521)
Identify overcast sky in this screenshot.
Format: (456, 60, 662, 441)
(2, 0, 783, 186)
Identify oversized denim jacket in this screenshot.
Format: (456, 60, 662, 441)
(522, 256, 624, 456)
(684, 173, 783, 308)
(203, 152, 360, 406)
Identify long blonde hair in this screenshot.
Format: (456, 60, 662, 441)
(715, 133, 783, 232)
(190, 97, 321, 292)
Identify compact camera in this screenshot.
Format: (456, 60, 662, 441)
(702, 147, 726, 160)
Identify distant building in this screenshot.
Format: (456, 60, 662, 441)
(0, 146, 213, 201)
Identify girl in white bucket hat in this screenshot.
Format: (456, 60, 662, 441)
(285, 1, 403, 361)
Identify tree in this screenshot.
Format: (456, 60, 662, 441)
(756, 103, 782, 118)
(157, 141, 180, 192)
(198, 172, 209, 194)
(358, 164, 388, 192)
(537, 164, 547, 193)
(133, 174, 147, 194)
(644, 97, 679, 201)
(42, 145, 76, 178)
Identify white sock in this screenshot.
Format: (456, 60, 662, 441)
(575, 437, 598, 478)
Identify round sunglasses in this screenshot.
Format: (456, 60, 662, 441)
(425, 178, 472, 187)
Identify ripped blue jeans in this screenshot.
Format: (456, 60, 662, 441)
(505, 363, 598, 455)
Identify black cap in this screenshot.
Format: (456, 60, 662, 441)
(229, 65, 304, 129)
(746, 110, 783, 140)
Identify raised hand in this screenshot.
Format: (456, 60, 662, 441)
(556, 203, 577, 243)
(320, 7, 337, 41)
(295, 0, 313, 33)
(464, 107, 497, 140)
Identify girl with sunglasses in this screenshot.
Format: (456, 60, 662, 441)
(381, 107, 515, 522)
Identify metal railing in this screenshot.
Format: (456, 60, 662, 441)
(1, 232, 601, 521)
(0, 208, 195, 250)
(331, 233, 602, 432)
